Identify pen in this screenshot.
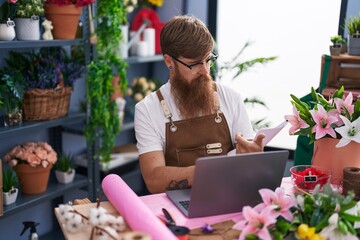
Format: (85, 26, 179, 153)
(162, 208, 175, 226)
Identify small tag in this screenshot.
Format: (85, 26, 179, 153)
(6, 20, 15, 27)
(31, 15, 39, 21)
(304, 175, 317, 182)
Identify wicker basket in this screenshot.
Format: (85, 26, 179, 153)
(23, 86, 73, 121)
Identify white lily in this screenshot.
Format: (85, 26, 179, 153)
(335, 115, 360, 147)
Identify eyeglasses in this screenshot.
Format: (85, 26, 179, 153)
(171, 53, 218, 74)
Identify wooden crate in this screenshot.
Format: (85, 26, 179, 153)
(320, 54, 360, 99)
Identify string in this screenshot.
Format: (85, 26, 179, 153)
(343, 167, 360, 201)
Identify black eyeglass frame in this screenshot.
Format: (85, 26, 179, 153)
(170, 53, 218, 70)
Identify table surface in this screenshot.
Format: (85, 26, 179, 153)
(140, 177, 294, 229)
(55, 177, 294, 239)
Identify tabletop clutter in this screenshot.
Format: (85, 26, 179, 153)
(55, 165, 360, 240)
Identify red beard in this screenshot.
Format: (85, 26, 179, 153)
(171, 71, 217, 119)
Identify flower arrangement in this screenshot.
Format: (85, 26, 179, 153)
(233, 185, 360, 240)
(3, 142, 57, 168)
(45, 0, 95, 7)
(14, 0, 44, 18)
(3, 47, 84, 90)
(284, 86, 360, 147)
(127, 76, 161, 102)
(0, 0, 16, 23)
(57, 200, 127, 239)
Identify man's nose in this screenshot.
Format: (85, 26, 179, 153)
(198, 64, 210, 75)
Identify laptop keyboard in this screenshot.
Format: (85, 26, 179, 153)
(179, 200, 190, 210)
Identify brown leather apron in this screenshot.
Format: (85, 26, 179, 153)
(156, 89, 234, 167)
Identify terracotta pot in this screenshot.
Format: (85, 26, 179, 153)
(44, 3, 82, 40)
(312, 138, 360, 184)
(14, 164, 52, 195)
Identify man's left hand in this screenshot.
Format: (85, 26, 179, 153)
(235, 133, 265, 154)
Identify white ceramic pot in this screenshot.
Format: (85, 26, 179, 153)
(348, 34, 360, 56)
(0, 20, 16, 41)
(55, 169, 75, 184)
(3, 188, 18, 205)
(14, 17, 40, 40)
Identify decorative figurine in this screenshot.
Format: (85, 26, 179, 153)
(42, 19, 53, 40)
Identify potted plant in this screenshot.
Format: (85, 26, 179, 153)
(3, 141, 58, 194)
(0, 0, 17, 41)
(329, 35, 343, 56)
(13, 0, 44, 40)
(346, 13, 360, 56)
(44, 0, 94, 39)
(2, 167, 18, 205)
(3, 47, 84, 121)
(0, 68, 26, 126)
(55, 153, 75, 184)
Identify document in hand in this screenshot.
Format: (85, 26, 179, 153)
(255, 121, 288, 145)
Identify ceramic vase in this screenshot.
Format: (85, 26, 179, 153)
(14, 17, 41, 40)
(119, 24, 129, 59)
(44, 3, 82, 40)
(312, 138, 360, 184)
(0, 20, 16, 41)
(14, 164, 52, 194)
(55, 169, 75, 184)
(3, 188, 18, 205)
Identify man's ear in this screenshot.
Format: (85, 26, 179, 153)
(163, 54, 173, 68)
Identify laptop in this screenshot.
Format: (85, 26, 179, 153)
(166, 150, 289, 218)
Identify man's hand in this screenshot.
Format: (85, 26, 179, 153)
(235, 133, 266, 154)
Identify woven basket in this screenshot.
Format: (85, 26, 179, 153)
(23, 86, 73, 121)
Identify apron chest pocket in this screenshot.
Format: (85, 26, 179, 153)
(176, 146, 206, 167)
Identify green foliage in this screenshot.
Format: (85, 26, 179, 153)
(346, 13, 360, 36)
(0, 1, 16, 23)
(85, 0, 128, 163)
(55, 153, 73, 172)
(292, 184, 360, 236)
(330, 35, 343, 46)
(15, 0, 44, 18)
(2, 167, 18, 192)
(0, 68, 26, 112)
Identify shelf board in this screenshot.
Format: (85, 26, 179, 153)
(125, 54, 163, 64)
(0, 39, 84, 49)
(63, 120, 134, 136)
(1, 174, 89, 218)
(0, 112, 85, 139)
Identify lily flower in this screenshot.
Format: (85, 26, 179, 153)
(319, 213, 358, 240)
(256, 187, 296, 221)
(234, 205, 277, 240)
(334, 115, 360, 147)
(310, 104, 338, 139)
(334, 92, 354, 116)
(284, 106, 309, 134)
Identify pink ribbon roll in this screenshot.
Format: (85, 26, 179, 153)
(102, 174, 177, 240)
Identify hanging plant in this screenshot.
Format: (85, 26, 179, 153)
(85, 0, 128, 163)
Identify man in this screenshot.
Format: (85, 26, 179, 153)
(134, 15, 265, 194)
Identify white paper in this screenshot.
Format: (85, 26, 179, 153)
(255, 121, 288, 145)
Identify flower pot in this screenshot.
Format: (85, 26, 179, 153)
(3, 106, 22, 127)
(14, 164, 52, 195)
(14, 17, 40, 40)
(348, 34, 360, 56)
(329, 45, 341, 56)
(55, 169, 75, 184)
(3, 188, 18, 205)
(44, 4, 82, 40)
(119, 24, 129, 58)
(0, 20, 16, 41)
(312, 138, 360, 184)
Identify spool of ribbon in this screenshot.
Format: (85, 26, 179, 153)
(168, 225, 190, 240)
(343, 167, 360, 200)
(122, 231, 152, 240)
